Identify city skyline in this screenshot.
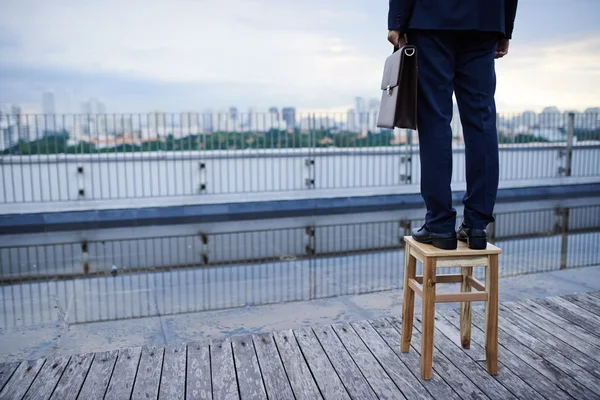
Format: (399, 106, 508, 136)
(1, 0, 599, 114)
(2, 89, 600, 118)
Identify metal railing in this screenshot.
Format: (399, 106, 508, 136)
(1, 204, 598, 328)
(1, 112, 598, 203)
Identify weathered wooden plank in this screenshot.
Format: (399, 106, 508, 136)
(469, 309, 599, 400)
(521, 299, 600, 348)
(350, 321, 431, 399)
(0, 362, 19, 393)
(312, 326, 377, 400)
(253, 333, 294, 400)
(533, 296, 600, 337)
(211, 339, 239, 400)
(50, 353, 94, 400)
(434, 312, 546, 400)
(412, 313, 517, 400)
(293, 327, 350, 400)
(500, 302, 600, 378)
(159, 344, 186, 399)
(131, 346, 164, 400)
(273, 329, 322, 400)
(442, 309, 572, 400)
(587, 291, 600, 300)
(387, 317, 489, 400)
(104, 347, 142, 400)
(369, 319, 461, 400)
(479, 307, 600, 392)
(186, 342, 212, 400)
(231, 335, 268, 400)
(23, 356, 70, 400)
(563, 292, 600, 316)
(331, 323, 405, 399)
(0, 359, 45, 400)
(77, 350, 118, 399)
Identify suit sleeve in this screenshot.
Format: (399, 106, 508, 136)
(388, 0, 416, 32)
(504, 0, 518, 39)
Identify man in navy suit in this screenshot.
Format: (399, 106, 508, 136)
(388, 0, 518, 250)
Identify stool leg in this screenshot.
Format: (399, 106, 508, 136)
(485, 255, 499, 375)
(460, 266, 473, 349)
(421, 256, 436, 380)
(401, 245, 416, 352)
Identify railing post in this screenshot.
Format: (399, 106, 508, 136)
(556, 207, 570, 270)
(399, 219, 412, 247)
(406, 129, 413, 184)
(560, 112, 575, 176)
(488, 219, 496, 244)
(81, 240, 90, 274)
(305, 226, 316, 299)
(305, 114, 316, 189)
(399, 130, 413, 184)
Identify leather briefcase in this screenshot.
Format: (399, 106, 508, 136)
(376, 45, 418, 130)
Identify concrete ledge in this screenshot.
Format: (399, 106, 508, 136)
(2, 176, 599, 215)
(2, 182, 600, 234)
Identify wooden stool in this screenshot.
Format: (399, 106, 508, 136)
(401, 236, 501, 380)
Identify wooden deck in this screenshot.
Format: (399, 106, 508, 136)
(1, 292, 600, 399)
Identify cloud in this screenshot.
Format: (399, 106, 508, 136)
(1, 0, 599, 113)
(0, 0, 389, 111)
(495, 37, 600, 112)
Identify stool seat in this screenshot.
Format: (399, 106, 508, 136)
(404, 236, 501, 258)
(401, 236, 500, 380)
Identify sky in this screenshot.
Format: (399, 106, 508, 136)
(0, 0, 599, 114)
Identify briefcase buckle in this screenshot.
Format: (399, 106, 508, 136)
(387, 85, 393, 96)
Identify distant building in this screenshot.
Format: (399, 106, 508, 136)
(246, 107, 257, 131)
(202, 110, 214, 133)
(42, 92, 55, 115)
(367, 98, 380, 133)
(264, 108, 284, 131)
(82, 98, 107, 115)
(1, 124, 31, 150)
(346, 109, 357, 132)
(181, 112, 200, 134)
(79, 98, 108, 135)
(11, 105, 21, 118)
(354, 97, 367, 133)
(582, 108, 600, 130)
(540, 106, 562, 129)
(147, 111, 167, 137)
(229, 107, 238, 121)
(282, 107, 296, 131)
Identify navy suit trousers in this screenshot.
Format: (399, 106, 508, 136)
(409, 30, 500, 232)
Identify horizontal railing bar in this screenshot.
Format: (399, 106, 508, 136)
(1, 144, 599, 164)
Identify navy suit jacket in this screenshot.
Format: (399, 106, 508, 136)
(388, 0, 518, 39)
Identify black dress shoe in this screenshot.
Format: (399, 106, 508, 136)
(412, 225, 457, 250)
(457, 223, 488, 250)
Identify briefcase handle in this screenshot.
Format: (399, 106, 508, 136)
(393, 45, 416, 57)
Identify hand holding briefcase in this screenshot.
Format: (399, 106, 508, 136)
(376, 45, 418, 130)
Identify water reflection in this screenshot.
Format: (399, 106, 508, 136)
(1, 206, 599, 329)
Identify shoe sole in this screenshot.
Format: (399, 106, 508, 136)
(414, 236, 458, 250)
(458, 236, 487, 250)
